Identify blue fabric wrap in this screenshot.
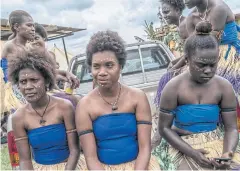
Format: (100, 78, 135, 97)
(1, 58, 8, 83)
(172, 104, 220, 133)
(27, 123, 69, 165)
(221, 21, 240, 56)
(237, 24, 240, 32)
(93, 113, 138, 165)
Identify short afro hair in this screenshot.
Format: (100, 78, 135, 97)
(86, 30, 127, 68)
(8, 50, 56, 90)
(160, 0, 185, 12)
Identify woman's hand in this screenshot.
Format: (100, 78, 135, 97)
(210, 151, 233, 170)
(191, 149, 212, 168)
(65, 72, 80, 89)
(56, 70, 80, 89)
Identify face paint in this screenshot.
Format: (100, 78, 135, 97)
(188, 48, 218, 84)
(18, 68, 47, 103)
(91, 51, 121, 89)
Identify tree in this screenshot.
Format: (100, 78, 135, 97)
(144, 20, 156, 40)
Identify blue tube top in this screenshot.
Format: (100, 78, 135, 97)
(93, 113, 138, 165)
(172, 104, 220, 133)
(221, 21, 240, 55)
(1, 58, 8, 83)
(27, 123, 70, 165)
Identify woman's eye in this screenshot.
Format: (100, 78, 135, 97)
(20, 80, 26, 84)
(106, 63, 113, 68)
(93, 65, 99, 69)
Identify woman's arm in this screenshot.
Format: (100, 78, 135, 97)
(75, 98, 104, 170)
(56, 70, 80, 89)
(61, 100, 80, 170)
(159, 81, 212, 168)
(170, 57, 186, 71)
(12, 110, 34, 170)
(134, 90, 152, 170)
(220, 81, 239, 156)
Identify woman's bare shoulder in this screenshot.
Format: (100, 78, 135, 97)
(123, 85, 146, 99)
(77, 89, 96, 106)
(12, 104, 29, 123)
(214, 75, 233, 89)
(52, 96, 74, 110)
(1, 41, 15, 57)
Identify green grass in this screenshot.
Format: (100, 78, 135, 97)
(1, 144, 11, 170)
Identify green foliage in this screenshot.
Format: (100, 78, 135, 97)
(1, 144, 11, 170)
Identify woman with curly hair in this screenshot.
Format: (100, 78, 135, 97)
(75, 30, 160, 170)
(8, 51, 81, 170)
(160, 0, 188, 58)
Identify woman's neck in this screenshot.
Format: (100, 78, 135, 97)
(14, 34, 28, 47)
(177, 15, 185, 26)
(98, 82, 120, 97)
(30, 94, 49, 109)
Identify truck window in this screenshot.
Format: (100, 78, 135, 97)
(122, 49, 141, 75)
(72, 62, 84, 81)
(81, 65, 92, 82)
(140, 46, 170, 71)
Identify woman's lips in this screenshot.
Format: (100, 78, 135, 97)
(98, 80, 108, 84)
(25, 93, 36, 97)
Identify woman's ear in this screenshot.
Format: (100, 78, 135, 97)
(13, 23, 20, 32)
(184, 55, 189, 64)
(176, 9, 181, 16)
(45, 81, 50, 91)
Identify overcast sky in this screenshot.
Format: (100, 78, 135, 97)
(1, 0, 240, 56)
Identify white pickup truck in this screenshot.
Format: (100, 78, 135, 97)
(7, 40, 174, 170)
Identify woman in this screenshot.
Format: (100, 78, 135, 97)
(160, 0, 188, 58)
(8, 51, 80, 170)
(184, 0, 240, 97)
(75, 30, 160, 170)
(1, 10, 35, 110)
(156, 21, 240, 170)
(30, 23, 81, 109)
(28, 23, 80, 91)
(155, 0, 189, 107)
(156, 0, 240, 129)
(1, 10, 34, 142)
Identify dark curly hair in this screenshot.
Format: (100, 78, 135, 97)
(184, 21, 218, 59)
(160, 0, 185, 12)
(86, 30, 127, 68)
(35, 23, 47, 40)
(8, 50, 56, 90)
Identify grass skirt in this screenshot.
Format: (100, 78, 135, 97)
(0, 69, 23, 114)
(77, 154, 160, 170)
(152, 129, 240, 170)
(32, 160, 67, 170)
(217, 45, 240, 103)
